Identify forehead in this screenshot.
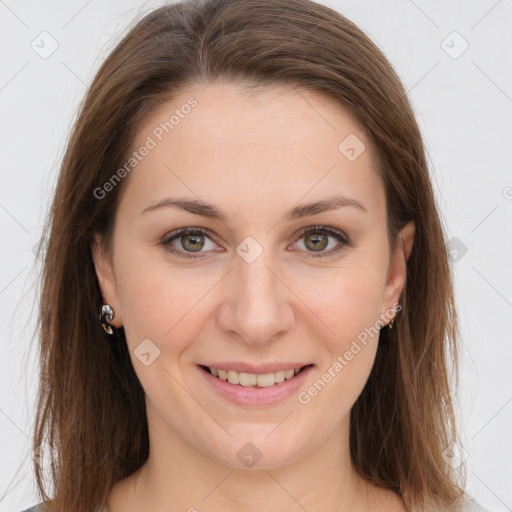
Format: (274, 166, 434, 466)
(119, 81, 385, 222)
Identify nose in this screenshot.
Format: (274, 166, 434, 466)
(216, 246, 296, 346)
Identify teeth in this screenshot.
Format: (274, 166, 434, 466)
(239, 372, 257, 386)
(274, 370, 285, 383)
(256, 373, 275, 387)
(227, 370, 239, 385)
(208, 366, 304, 387)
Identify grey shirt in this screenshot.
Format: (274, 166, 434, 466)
(20, 498, 491, 512)
(20, 505, 109, 512)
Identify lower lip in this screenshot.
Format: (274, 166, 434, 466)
(198, 364, 314, 407)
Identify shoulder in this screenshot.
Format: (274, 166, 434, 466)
(19, 504, 47, 512)
(18, 503, 109, 512)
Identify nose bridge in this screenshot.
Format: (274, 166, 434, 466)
(239, 252, 277, 307)
(218, 243, 295, 345)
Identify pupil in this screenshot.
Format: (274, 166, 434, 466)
(306, 233, 327, 251)
(182, 234, 204, 252)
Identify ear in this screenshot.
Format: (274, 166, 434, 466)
(380, 221, 415, 323)
(91, 233, 123, 328)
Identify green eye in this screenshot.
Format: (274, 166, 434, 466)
(304, 232, 329, 251)
(161, 225, 351, 260)
(293, 225, 351, 257)
(180, 233, 206, 252)
(161, 227, 214, 259)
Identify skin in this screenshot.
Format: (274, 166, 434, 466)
(92, 81, 414, 512)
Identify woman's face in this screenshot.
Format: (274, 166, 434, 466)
(92, 81, 413, 470)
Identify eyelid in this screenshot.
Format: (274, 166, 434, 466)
(293, 224, 349, 244)
(161, 226, 217, 245)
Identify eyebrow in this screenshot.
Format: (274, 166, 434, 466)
(140, 194, 367, 222)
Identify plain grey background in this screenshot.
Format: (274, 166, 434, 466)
(1, 1, 511, 511)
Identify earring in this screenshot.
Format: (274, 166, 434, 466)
(99, 304, 115, 334)
(388, 318, 394, 330)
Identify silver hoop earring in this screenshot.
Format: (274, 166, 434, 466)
(99, 304, 115, 334)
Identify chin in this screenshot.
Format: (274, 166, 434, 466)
(204, 426, 310, 471)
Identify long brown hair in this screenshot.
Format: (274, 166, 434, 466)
(31, 0, 465, 510)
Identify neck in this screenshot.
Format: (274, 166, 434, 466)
(107, 402, 399, 512)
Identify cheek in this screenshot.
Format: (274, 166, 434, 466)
(297, 273, 383, 425)
(114, 261, 204, 409)
(303, 262, 386, 348)
(115, 253, 224, 360)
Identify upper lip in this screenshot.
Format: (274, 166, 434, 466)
(199, 362, 312, 374)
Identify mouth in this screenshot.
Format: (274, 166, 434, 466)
(198, 364, 313, 388)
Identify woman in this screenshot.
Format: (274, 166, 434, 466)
(22, 0, 489, 511)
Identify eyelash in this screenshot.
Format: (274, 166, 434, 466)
(160, 225, 351, 260)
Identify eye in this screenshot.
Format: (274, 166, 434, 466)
(160, 227, 219, 259)
(160, 225, 351, 260)
(291, 225, 351, 258)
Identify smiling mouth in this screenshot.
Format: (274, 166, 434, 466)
(199, 364, 313, 388)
